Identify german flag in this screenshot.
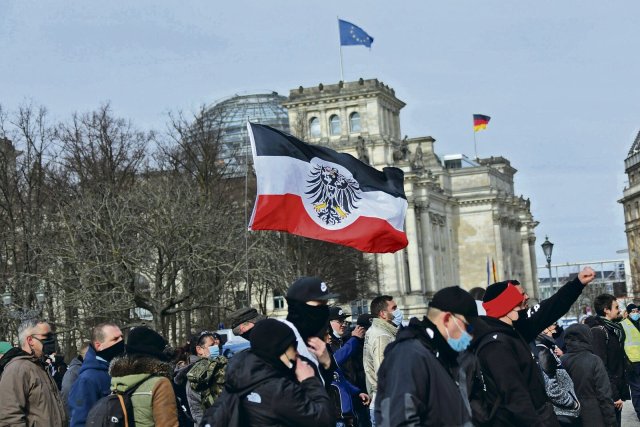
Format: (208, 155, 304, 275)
(473, 114, 491, 132)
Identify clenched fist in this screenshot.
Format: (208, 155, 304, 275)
(578, 266, 596, 285)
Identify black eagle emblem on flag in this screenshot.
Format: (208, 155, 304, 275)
(306, 164, 361, 226)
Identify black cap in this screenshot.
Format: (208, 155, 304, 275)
(628, 303, 638, 312)
(286, 277, 339, 302)
(356, 314, 374, 329)
(125, 326, 170, 361)
(329, 306, 350, 321)
(429, 286, 478, 321)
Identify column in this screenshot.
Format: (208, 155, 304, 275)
(420, 208, 435, 294)
(404, 202, 421, 294)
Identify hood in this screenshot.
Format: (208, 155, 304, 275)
(0, 347, 31, 373)
(582, 315, 602, 328)
(68, 355, 83, 369)
(110, 354, 173, 392)
(469, 316, 518, 349)
(224, 350, 289, 394)
(393, 317, 459, 365)
(564, 324, 594, 353)
(78, 346, 109, 374)
(371, 317, 399, 336)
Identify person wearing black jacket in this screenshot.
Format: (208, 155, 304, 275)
(472, 266, 596, 426)
(374, 286, 478, 427)
(212, 319, 334, 427)
(561, 324, 616, 427)
(583, 294, 630, 426)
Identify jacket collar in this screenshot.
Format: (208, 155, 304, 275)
(395, 317, 459, 370)
(371, 317, 398, 336)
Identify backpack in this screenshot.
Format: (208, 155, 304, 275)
(468, 337, 502, 427)
(187, 356, 228, 409)
(86, 376, 154, 427)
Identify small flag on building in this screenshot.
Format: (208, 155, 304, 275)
(247, 123, 408, 253)
(473, 114, 491, 132)
(339, 19, 374, 48)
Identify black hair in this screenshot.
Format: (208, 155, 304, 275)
(469, 287, 486, 301)
(594, 294, 617, 317)
(370, 295, 393, 318)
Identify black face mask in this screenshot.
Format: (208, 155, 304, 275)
(95, 340, 125, 363)
(240, 329, 253, 341)
(286, 299, 329, 340)
(41, 334, 57, 357)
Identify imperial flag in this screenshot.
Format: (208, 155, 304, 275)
(247, 123, 408, 253)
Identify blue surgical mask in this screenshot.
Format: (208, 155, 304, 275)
(209, 345, 220, 359)
(392, 308, 404, 326)
(631, 313, 640, 322)
(446, 316, 472, 352)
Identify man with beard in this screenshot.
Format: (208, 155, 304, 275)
(69, 322, 125, 427)
(584, 294, 630, 426)
(281, 276, 337, 388)
(0, 318, 67, 425)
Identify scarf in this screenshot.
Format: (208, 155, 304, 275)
(600, 316, 625, 343)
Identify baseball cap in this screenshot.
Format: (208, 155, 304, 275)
(356, 314, 374, 329)
(286, 276, 339, 302)
(329, 306, 350, 321)
(429, 286, 478, 322)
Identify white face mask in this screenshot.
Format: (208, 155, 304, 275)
(392, 308, 404, 326)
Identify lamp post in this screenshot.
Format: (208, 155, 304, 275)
(541, 236, 554, 296)
(2, 284, 46, 320)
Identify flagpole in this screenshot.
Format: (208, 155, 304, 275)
(244, 118, 250, 306)
(473, 116, 478, 160)
(338, 17, 344, 81)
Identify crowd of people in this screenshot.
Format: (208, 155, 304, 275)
(1, 268, 640, 426)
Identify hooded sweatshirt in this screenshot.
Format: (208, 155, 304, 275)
(561, 324, 616, 427)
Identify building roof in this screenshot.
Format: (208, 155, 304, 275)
(629, 130, 640, 157)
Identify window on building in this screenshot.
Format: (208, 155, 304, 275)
(309, 117, 321, 138)
(273, 295, 285, 310)
(349, 112, 361, 133)
(329, 114, 341, 136)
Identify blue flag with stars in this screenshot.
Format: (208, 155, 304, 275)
(339, 19, 374, 48)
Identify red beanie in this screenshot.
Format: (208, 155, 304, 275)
(482, 283, 524, 318)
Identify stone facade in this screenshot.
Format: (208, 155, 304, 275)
(283, 78, 539, 316)
(620, 131, 640, 298)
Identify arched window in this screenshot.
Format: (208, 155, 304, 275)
(309, 117, 321, 137)
(349, 112, 361, 133)
(329, 114, 341, 136)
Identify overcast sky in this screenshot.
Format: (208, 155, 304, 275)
(1, 1, 638, 269)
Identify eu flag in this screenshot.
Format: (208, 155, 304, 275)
(339, 19, 374, 48)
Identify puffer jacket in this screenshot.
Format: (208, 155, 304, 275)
(363, 318, 397, 406)
(0, 350, 68, 426)
(561, 324, 616, 427)
(221, 349, 334, 427)
(110, 355, 179, 427)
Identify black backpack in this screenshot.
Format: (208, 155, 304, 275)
(201, 388, 244, 427)
(86, 376, 153, 427)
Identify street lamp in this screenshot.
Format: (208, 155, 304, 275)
(541, 236, 554, 295)
(2, 285, 46, 320)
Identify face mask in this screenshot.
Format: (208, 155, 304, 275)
(285, 357, 296, 370)
(96, 339, 125, 363)
(631, 313, 640, 322)
(240, 329, 253, 341)
(209, 345, 220, 359)
(445, 317, 472, 352)
(32, 334, 57, 357)
(286, 299, 329, 340)
(392, 308, 404, 326)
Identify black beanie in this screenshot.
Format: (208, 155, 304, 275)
(250, 319, 297, 364)
(125, 326, 169, 361)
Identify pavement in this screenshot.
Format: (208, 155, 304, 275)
(623, 402, 640, 426)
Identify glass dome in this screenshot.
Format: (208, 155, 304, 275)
(203, 92, 289, 176)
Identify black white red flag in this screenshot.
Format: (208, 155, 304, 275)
(247, 123, 408, 253)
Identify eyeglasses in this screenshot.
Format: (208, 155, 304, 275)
(331, 319, 348, 325)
